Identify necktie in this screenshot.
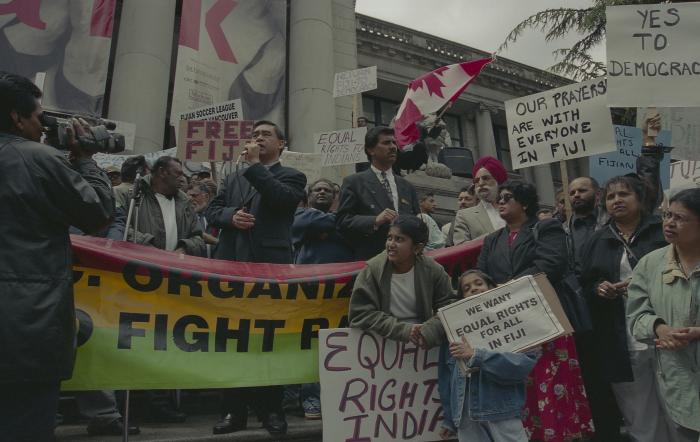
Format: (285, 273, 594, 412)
(380, 171, 395, 210)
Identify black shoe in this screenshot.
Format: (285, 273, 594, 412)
(213, 413, 247, 434)
(150, 406, 187, 423)
(87, 418, 140, 436)
(262, 412, 287, 436)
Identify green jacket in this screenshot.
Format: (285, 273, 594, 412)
(348, 252, 456, 348)
(627, 245, 700, 431)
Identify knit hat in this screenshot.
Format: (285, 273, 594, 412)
(472, 156, 507, 184)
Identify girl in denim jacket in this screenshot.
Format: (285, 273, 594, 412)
(438, 270, 539, 442)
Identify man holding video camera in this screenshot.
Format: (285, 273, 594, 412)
(0, 72, 114, 441)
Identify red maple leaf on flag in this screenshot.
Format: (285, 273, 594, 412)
(408, 66, 449, 97)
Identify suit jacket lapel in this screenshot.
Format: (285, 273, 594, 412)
(364, 169, 393, 210)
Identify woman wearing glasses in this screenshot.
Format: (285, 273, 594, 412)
(477, 181, 593, 442)
(627, 188, 700, 442)
(580, 175, 672, 442)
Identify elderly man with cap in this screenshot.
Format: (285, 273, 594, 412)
(448, 156, 508, 245)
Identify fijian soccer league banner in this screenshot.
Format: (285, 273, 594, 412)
(63, 236, 481, 390)
(0, 0, 118, 115)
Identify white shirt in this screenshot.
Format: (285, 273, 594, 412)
(482, 200, 506, 231)
(390, 267, 418, 322)
(371, 165, 399, 213)
(418, 213, 445, 250)
(155, 193, 178, 251)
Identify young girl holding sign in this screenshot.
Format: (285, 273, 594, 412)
(438, 270, 539, 442)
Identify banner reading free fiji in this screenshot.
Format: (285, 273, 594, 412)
(64, 236, 481, 390)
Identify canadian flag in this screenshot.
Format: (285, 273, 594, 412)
(394, 57, 493, 148)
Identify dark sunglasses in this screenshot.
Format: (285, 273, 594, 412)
(497, 193, 514, 204)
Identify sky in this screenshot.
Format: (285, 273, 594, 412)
(354, 0, 607, 74)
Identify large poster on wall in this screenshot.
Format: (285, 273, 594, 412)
(171, 0, 287, 132)
(0, 0, 118, 115)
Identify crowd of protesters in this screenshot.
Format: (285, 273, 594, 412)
(1, 71, 698, 442)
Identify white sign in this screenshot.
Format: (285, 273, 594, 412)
(438, 275, 570, 356)
(314, 127, 367, 167)
(670, 160, 700, 188)
(280, 151, 323, 185)
(319, 328, 443, 442)
(606, 3, 700, 107)
(177, 98, 244, 122)
(93, 148, 177, 170)
(333, 66, 378, 98)
(637, 107, 700, 160)
(505, 77, 615, 169)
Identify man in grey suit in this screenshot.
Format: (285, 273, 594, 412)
(448, 156, 508, 245)
(336, 126, 420, 260)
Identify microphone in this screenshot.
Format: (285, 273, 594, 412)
(235, 148, 248, 166)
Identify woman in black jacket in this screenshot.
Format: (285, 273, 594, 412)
(477, 181, 593, 442)
(580, 175, 671, 442)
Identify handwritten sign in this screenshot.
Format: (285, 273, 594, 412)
(589, 125, 671, 190)
(333, 66, 377, 98)
(280, 150, 323, 184)
(314, 127, 367, 167)
(94, 147, 177, 170)
(606, 3, 700, 107)
(637, 107, 700, 160)
(176, 120, 254, 162)
(319, 328, 443, 442)
(505, 77, 615, 169)
(671, 160, 700, 188)
(438, 275, 571, 359)
(177, 99, 243, 121)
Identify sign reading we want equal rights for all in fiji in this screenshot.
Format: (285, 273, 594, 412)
(505, 77, 615, 169)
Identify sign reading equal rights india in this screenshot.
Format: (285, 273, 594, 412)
(63, 236, 482, 390)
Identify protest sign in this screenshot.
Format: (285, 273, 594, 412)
(93, 148, 177, 171)
(589, 125, 671, 190)
(505, 77, 615, 169)
(670, 160, 700, 188)
(177, 99, 244, 122)
(176, 120, 254, 162)
(280, 150, 323, 184)
(319, 329, 443, 442)
(606, 3, 700, 107)
(333, 66, 378, 98)
(637, 107, 700, 160)
(65, 236, 482, 390)
(314, 127, 368, 166)
(438, 275, 572, 360)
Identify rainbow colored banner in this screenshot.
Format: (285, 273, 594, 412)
(63, 236, 481, 390)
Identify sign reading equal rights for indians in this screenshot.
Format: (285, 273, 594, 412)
(176, 119, 254, 162)
(319, 329, 443, 442)
(606, 3, 700, 107)
(504, 77, 615, 169)
(314, 127, 368, 167)
(64, 236, 481, 390)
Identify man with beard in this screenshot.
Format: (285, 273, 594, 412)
(443, 185, 477, 245)
(567, 177, 605, 274)
(449, 156, 507, 245)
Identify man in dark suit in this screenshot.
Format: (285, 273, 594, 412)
(205, 120, 306, 436)
(336, 126, 420, 260)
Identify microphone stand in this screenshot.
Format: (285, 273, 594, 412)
(121, 172, 144, 442)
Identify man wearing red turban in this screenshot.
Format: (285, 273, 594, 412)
(446, 156, 508, 245)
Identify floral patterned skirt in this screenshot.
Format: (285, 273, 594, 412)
(523, 335, 594, 441)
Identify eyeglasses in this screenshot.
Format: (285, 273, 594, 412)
(663, 211, 692, 224)
(497, 193, 514, 204)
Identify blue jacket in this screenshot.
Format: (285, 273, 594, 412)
(291, 207, 354, 264)
(438, 343, 538, 431)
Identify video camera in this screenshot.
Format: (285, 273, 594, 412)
(41, 110, 126, 154)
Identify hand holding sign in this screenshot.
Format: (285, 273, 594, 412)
(449, 336, 475, 360)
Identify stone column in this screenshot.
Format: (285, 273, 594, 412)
(533, 164, 556, 206)
(107, 0, 176, 154)
(475, 103, 498, 158)
(288, 0, 336, 153)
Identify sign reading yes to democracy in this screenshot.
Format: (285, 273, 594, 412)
(505, 77, 615, 169)
(606, 3, 700, 107)
(176, 119, 254, 162)
(314, 127, 367, 167)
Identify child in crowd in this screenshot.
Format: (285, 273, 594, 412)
(438, 270, 539, 442)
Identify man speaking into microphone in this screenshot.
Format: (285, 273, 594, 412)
(205, 120, 305, 436)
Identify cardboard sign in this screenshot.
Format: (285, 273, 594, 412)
(177, 99, 244, 122)
(589, 125, 671, 190)
(670, 160, 700, 188)
(280, 150, 323, 184)
(314, 127, 368, 166)
(438, 275, 572, 360)
(333, 66, 378, 98)
(176, 120, 254, 162)
(505, 77, 615, 169)
(637, 107, 700, 160)
(93, 148, 177, 171)
(606, 3, 700, 107)
(319, 328, 443, 442)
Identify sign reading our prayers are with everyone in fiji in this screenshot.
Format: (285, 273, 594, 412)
(606, 3, 700, 107)
(504, 77, 615, 169)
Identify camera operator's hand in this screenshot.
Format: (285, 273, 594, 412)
(65, 118, 95, 161)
